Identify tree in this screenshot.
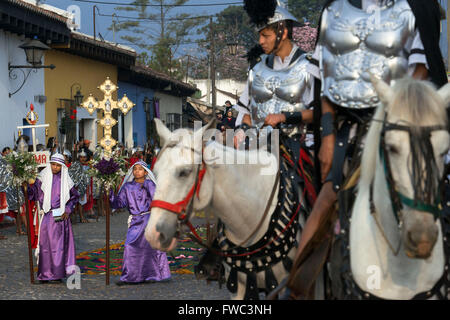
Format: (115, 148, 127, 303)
(293, 23, 317, 52)
(198, 5, 257, 51)
(111, 0, 207, 78)
(288, 0, 327, 27)
(188, 6, 255, 81)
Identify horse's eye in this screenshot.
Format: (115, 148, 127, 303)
(178, 168, 192, 178)
(386, 144, 399, 154)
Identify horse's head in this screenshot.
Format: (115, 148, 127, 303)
(371, 76, 450, 259)
(145, 119, 216, 251)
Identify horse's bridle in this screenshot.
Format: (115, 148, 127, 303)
(379, 120, 446, 223)
(149, 141, 288, 257)
(369, 117, 447, 255)
(150, 143, 207, 240)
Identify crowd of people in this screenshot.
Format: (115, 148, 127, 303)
(0, 136, 167, 286)
(216, 100, 237, 132)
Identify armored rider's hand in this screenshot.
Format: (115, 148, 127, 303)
(264, 113, 287, 127)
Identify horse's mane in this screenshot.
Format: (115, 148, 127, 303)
(359, 78, 448, 194)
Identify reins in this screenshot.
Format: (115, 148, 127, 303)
(369, 117, 446, 255)
(150, 142, 292, 259)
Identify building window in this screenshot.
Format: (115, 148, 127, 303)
(166, 113, 182, 132)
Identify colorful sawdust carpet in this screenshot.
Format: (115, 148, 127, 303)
(75, 226, 206, 275)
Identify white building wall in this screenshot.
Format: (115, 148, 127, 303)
(154, 91, 183, 126)
(0, 30, 47, 150)
(189, 78, 246, 107)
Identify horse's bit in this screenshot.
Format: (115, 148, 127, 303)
(370, 117, 447, 254)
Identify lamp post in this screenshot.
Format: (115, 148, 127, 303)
(66, 83, 84, 151)
(210, 17, 217, 108)
(8, 37, 56, 97)
(227, 42, 238, 56)
(143, 97, 151, 122)
(143, 97, 151, 147)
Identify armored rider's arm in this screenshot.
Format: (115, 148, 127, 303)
(281, 109, 314, 125)
(412, 63, 428, 80)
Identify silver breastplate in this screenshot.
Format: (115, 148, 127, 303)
(249, 53, 311, 128)
(320, 0, 416, 109)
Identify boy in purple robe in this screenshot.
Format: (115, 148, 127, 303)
(110, 160, 171, 285)
(28, 153, 80, 283)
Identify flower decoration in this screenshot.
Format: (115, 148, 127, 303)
(87, 146, 127, 192)
(5, 151, 39, 187)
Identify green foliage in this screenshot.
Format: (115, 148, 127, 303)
(111, 0, 207, 79)
(197, 6, 256, 52)
(287, 0, 327, 27)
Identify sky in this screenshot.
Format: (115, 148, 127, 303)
(41, 0, 243, 58)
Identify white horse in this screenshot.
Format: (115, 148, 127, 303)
(349, 77, 450, 299)
(145, 119, 308, 299)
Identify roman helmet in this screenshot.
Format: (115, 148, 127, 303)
(243, 0, 299, 53)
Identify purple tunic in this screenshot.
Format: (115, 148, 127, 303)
(110, 180, 171, 283)
(28, 172, 80, 281)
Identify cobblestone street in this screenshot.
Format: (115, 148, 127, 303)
(0, 211, 229, 300)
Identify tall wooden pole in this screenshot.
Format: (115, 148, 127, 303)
(447, 0, 450, 74)
(210, 17, 216, 108)
(93, 5, 97, 41)
(22, 183, 35, 284)
(105, 188, 110, 285)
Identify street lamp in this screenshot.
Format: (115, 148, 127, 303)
(21, 38, 50, 66)
(227, 42, 239, 56)
(8, 37, 56, 97)
(143, 97, 151, 121)
(74, 90, 84, 108)
(9, 38, 55, 70)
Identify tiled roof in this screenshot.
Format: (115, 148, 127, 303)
(71, 31, 136, 57)
(132, 64, 197, 94)
(4, 0, 70, 23)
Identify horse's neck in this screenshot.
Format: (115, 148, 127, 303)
(206, 143, 278, 246)
(350, 157, 445, 299)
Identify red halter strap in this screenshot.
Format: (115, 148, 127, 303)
(150, 162, 207, 222)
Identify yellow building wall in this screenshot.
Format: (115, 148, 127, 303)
(44, 49, 118, 146)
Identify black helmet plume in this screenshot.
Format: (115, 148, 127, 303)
(245, 44, 265, 69)
(243, 0, 277, 28)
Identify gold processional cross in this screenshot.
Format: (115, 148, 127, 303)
(81, 77, 135, 157)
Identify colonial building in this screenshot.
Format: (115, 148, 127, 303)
(1, 0, 197, 152)
(118, 65, 197, 148)
(44, 31, 136, 152)
(0, 0, 70, 149)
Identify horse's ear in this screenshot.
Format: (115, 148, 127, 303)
(193, 118, 218, 144)
(154, 118, 171, 147)
(370, 74, 393, 106)
(437, 82, 450, 107)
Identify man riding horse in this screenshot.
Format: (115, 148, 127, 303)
(236, 0, 318, 204)
(194, 0, 319, 298)
(285, 0, 448, 299)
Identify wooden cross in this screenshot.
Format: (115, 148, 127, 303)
(81, 77, 135, 157)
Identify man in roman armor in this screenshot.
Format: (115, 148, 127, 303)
(194, 1, 319, 297)
(235, 0, 318, 208)
(285, 0, 447, 299)
(237, 0, 316, 133)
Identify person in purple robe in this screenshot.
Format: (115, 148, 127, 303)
(28, 153, 80, 284)
(110, 160, 171, 286)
